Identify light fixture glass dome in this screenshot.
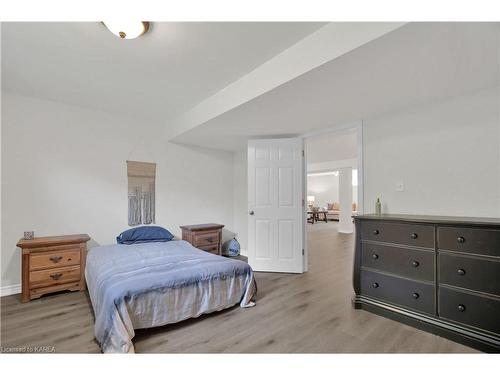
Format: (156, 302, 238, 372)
(103, 21, 150, 39)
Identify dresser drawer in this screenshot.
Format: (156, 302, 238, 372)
(361, 221, 435, 249)
(193, 231, 220, 247)
(29, 265, 81, 288)
(439, 253, 500, 296)
(361, 270, 435, 315)
(439, 287, 500, 335)
(362, 243, 434, 281)
(197, 244, 219, 254)
(438, 227, 500, 256)
(30, 249, 81, 271)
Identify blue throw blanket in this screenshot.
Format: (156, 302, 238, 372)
(85, 240, 256, 353)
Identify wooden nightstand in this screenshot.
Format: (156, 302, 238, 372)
(16, 234, 91, 302)
(180, 224, 224, 255)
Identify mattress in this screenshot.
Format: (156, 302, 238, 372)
(85, 240, 256, 353)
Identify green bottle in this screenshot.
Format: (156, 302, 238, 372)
(375, 198, 382, 215)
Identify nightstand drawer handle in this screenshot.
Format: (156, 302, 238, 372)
(49, 273, 63, 280)
(372, 253, 379, 260)
(372, 282, 379, 288)
(412, 292, 420, 299)
(49, 256, 63, 263)
(410, 233, 418, 239)
(207, 237, 214, 243)
(412, 260, 420, 268)
(457, 268, 466, 276)
(457, 304, 466, 312)
(372, 229, 379, 235)
(457, 236, 465, 244)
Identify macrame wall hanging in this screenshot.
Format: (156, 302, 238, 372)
(126, 160, 156, 226)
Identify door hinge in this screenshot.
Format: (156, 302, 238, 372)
(302, 248, 305, 255)
(302, 150, 305, 157)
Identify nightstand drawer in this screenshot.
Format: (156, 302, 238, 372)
(361, 269, 435, 315)
(439, 287, 500, 335)
(30, 249, 80, 271)
(362, 243, 434, 281)
(438, 227, 500, 256)
(198, 244, 219, 254)
(361, 221, 435, 249)
(180, 224, 224, 257)
(194, 231, 220, 247)
(29, 265, 81, 288)
(439, 253, 500, 296)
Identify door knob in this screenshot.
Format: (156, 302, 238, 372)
(249, 210, 255, 216)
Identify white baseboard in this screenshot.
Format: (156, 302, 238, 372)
(0, 284, 21, 297)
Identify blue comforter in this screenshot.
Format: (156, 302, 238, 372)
(85, 240, 256, 353)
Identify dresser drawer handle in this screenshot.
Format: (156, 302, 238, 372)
(457, 236, 465, 244)
(372, 229, 379, 235)
(457, 304, 466, 312)
(372, 253, 379, 260)
(457, 268, 466, 276)
(411, 260, 420, 268)
(412, 292, 420, 299)
(49, 256, 63, 263)
(372, 282, 379, 289)
(410, 233, 418, 239)
(49, 273, 63, 280)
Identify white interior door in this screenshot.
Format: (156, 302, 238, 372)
(248, 138, 304, 273)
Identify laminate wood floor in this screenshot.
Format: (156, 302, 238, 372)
(0, 222, 477, 353)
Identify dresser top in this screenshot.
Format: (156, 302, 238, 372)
(17, 234, 91, 249)
(355, 214, 500, 226)
(180, 223, 224, 231)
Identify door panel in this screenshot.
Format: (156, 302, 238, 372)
(255, 219, 272, 259)
(255, 167, 271, 206)
(278, 220, 294, 259)
(278, 167, 294, 207)
(248, 138, 304, 273)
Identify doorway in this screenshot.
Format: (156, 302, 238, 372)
(302, 122, 363, 271)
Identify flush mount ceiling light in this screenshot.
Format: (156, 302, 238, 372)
(103, 21, 150, 39)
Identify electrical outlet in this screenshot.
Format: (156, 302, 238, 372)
(396, 181, 405, 192)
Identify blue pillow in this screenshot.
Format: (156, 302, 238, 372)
(116, 226, 174, 244)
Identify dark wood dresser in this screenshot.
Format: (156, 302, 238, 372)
(353, 214, 500, 352)
(180, 223, 224, 255)
(17, 234, 91, 302)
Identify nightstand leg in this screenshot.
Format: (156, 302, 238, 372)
(21, 252, 30, 303)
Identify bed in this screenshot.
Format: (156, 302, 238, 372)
(85, 239, 257, 353)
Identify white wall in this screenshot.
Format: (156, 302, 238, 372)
(364, 87, 500, 217)
(307, 174, 339, 208)
(1, 93, 234, 291)
(306, 131, 357, 164)
(232, 150, 248, 256)
(233, 88, 500, 253)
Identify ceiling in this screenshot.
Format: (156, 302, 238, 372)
(1, 22, 325, 123)
(174, 22, 500, 151)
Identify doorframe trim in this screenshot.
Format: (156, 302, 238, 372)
(300, 120, 364, 272)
